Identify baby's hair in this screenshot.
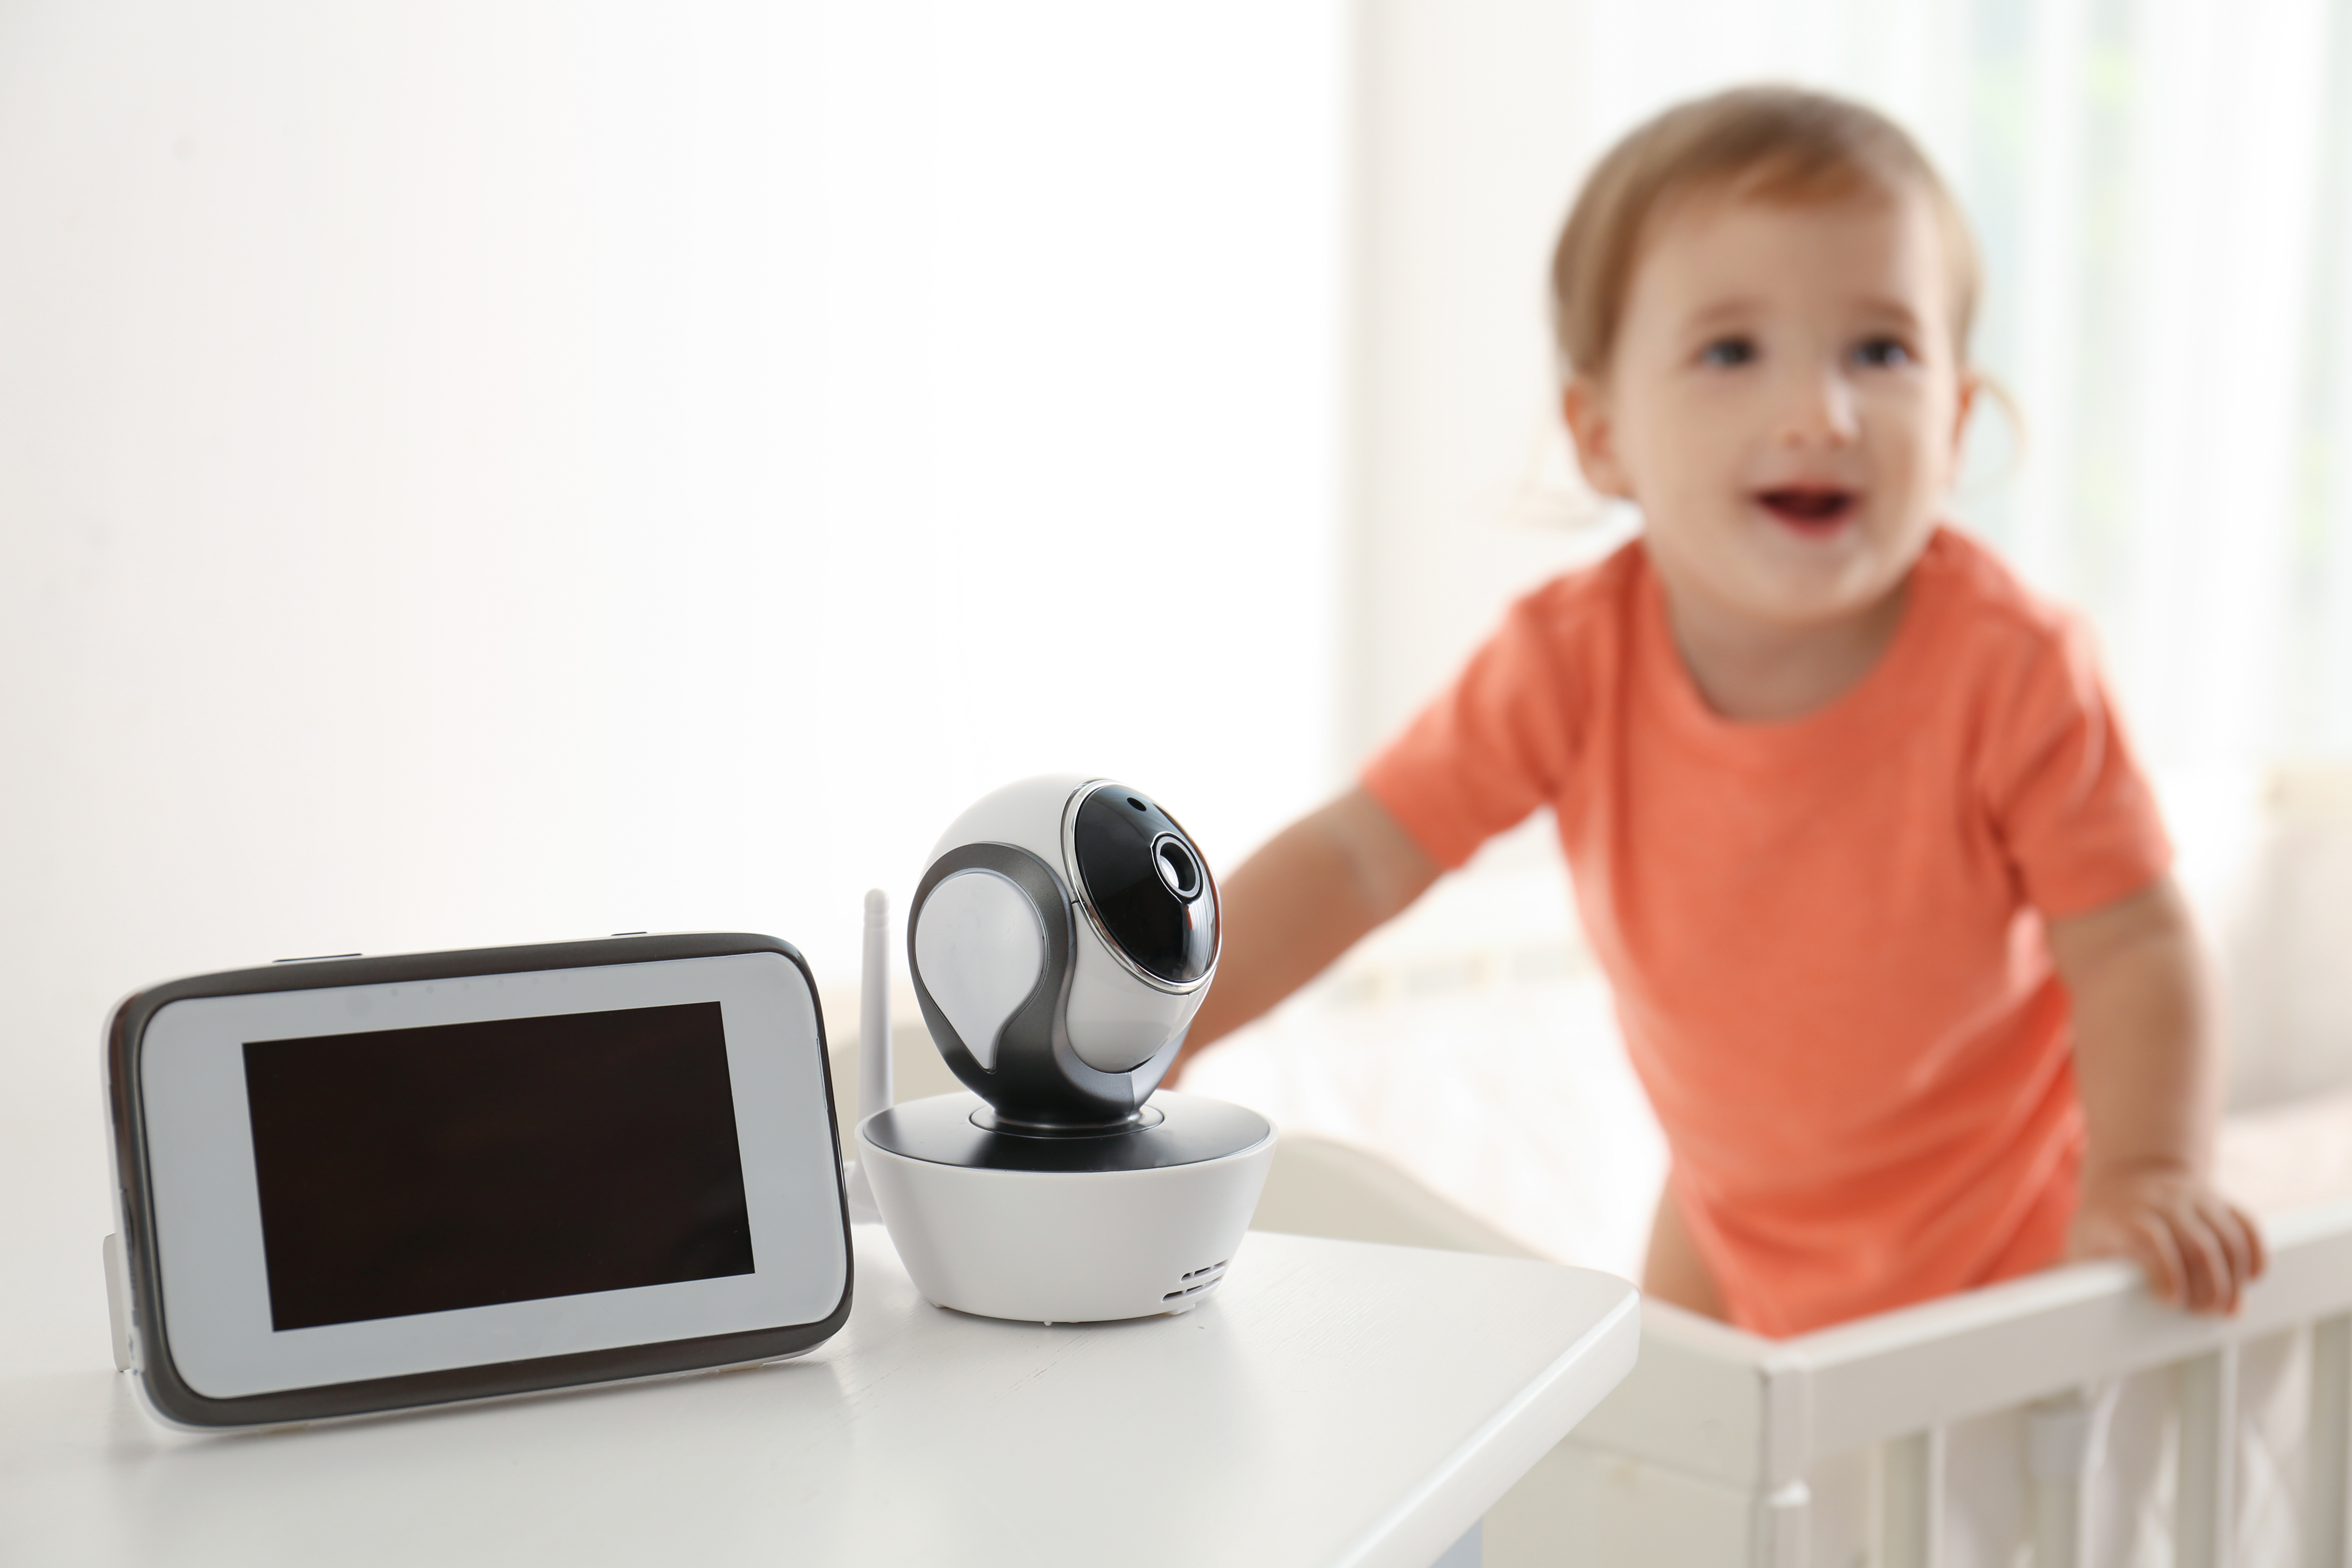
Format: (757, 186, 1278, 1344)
(1550, 85, 1982, 380)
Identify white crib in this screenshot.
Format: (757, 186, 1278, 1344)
(1205, 764, 2352, 1565)
(1250, 1131, 2352, 1568)
(1241, 1064, 2352, 1568)
(1523, 1196, 2352, 1567)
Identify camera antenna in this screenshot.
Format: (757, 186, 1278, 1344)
(844, 888, 892, 1223)
(860, 887, 894, 1120)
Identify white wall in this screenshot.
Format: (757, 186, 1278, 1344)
(0, 0, 1342, 1375)
(1345, 0, 1629, 759)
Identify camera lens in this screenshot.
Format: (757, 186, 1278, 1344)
(1153, 838, 1199, 898)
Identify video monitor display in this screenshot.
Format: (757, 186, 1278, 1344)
(242, 1002, 755, 1332)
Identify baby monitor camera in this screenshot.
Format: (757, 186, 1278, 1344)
(858, 776, 1276, 1323)
(909, 776, 1213, 1127)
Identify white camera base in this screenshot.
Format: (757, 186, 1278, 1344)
(860, 1093, 1275, 1323)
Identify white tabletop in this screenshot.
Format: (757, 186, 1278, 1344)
(0, 1224, 1637, 1568)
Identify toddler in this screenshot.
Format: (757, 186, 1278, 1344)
(1172, 86, 2264, 1336)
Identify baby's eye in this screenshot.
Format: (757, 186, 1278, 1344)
(1853, 336, 1914, 369)
(1698, 336, 1757, 368)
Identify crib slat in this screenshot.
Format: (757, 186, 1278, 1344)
(1880, 1427, 1943, 1568)
(1757, 1479, 1809, 1568)
(2026, 1386, 2109, 1568)
(2177, 1346, 2239, 1568)
(2309, 1316, 2352, 1568)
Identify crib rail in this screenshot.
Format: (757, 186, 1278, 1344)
(1556, 1194, 2352, 1567)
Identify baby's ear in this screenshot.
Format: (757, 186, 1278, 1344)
(1951, 370, 1982, 456)
(1561, 378, 1633, 499)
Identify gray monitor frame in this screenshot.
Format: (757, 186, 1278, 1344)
(104, 932, 853, 1431)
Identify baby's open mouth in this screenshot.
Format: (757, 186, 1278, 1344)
(1755, 487, 1858, 530)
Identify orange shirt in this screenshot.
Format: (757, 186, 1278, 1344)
(1362, 528, 2171, 1336)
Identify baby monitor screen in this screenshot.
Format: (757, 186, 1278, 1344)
(241, 1002, 756, 1332)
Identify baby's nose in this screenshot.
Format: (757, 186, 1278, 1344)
(1775, 368, 1860, 445)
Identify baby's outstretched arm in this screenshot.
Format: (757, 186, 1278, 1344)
(1168, 787, 1440, 1083)
(2047, 876, 2267, 1313)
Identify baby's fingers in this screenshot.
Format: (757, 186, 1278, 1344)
(2198, 1196, 2265, 1307)
(2227, 1199, 2268, 1281)
(2150, 1198, 2253, 1314)
(2176, 1205, 2234, 1313)
(2127, 1209, 2188, 1307)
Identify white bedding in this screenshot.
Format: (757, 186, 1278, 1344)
(2220, 1085, 2352, 1218)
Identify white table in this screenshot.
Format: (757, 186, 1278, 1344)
(0, 1224, 1637, 1568)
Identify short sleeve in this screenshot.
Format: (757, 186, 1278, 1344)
(1982, 613, 2172, 920)
(1359, 581, 1591, 870)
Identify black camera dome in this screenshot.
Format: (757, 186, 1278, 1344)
(1069, 787, 1217, 987)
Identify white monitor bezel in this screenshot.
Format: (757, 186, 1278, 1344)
(125, 946, 847, 1409)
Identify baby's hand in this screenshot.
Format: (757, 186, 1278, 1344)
(2069, 1166, 2266, 1314)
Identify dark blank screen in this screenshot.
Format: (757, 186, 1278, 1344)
(243, 1002, 756, 1332)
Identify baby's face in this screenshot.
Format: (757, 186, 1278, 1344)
(1566, 188, 1973, 633)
